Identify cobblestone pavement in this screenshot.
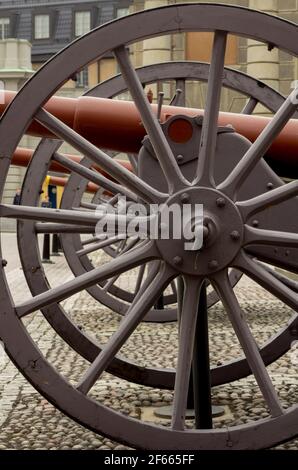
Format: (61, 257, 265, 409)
(0, 233, 297, 450)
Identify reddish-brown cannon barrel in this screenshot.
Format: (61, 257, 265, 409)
(12, 149, 128, 194)
(1, 90, 298, 177)
(47, 175, 98, 194)
(11, 147, 132, 177)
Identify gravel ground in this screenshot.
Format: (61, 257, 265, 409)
(0, 235, 297, 450)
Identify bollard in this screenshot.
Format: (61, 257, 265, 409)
(52, 233, 61, 256)
(57, 234, 63, 253)
(42, 233, 54, 264)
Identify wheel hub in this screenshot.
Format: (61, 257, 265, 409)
(156, 187, 243, 276)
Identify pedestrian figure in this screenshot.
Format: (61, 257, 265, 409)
(41, 195, 53, 263)
(13, 188, 21, 205)
(41, 195, 52, 208)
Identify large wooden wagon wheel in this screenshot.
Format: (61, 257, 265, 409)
(60, 61, 287, 322)
(16, 60, 297, 389)
(0, 4, 298, 449)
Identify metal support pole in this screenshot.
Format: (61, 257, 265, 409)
(52, 233, 61, 256)
(179, 277, 213, 427)
(154, 294, 164, 310)
(177, 277, 194, 410)
(155, 277, 218, 424)
(192, 280, 213, 429)
(57, 234, 63, 253)
(42, 233, 53, 264)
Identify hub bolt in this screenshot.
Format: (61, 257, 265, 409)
(208, 260, 219, 270)
(230, 230, 240, 241)
(177, 154, 184, 162)
(173, 256, 183, 266)
(267, 182, 274, 190)
(216, 198, 226, 208)
(252, 220, 259, 227)
(180, 193, 190, 204)
(1, 259, 7, 267)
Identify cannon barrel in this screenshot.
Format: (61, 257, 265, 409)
(1, 90, 298, 177)
(45, 175, 98, 194)
(11, 146, 132, 176)
(11, 147, 132, 195)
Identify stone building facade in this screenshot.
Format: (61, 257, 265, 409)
(0, 0, 297, 215)
(131, 0, 298, 107)
(0, 0, 132, 212)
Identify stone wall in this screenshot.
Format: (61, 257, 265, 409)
(0, 39, 35, 230)
(131, 0, 298, 104)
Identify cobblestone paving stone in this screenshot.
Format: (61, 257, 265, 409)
(0, 234, 297, 450)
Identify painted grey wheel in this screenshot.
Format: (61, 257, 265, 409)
(16, 59, 297, 389)
(60, 60, 288, 323)
(61, 61, 250, 323)
(0, 4, 298, 449)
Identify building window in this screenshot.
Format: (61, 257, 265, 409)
(76, 68, 89, 88)
(0, 18, 10, 40)
(34, 15, 50, 39)
(75, 11, 91, 37)
(117, 8, 129, 18)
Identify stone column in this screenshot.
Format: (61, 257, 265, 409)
(0, 39, 34, 227)
(247, 0, 279, 114)
(277, 0, 298, 96)
(142, 0, 172, 102)
(143, 1, 171, 65)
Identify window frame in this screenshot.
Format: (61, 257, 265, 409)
(116, 7, 129, 19)
(75, 67, 89, 89)
(74, 10, 91, 38)
(72, 4, 97, 40)
(114, 2, 131, 20)
(0, 16, 10, 40)
(32, 11, 53, 42)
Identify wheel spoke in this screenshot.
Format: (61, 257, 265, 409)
(1, 204, 103, 226)
(0, 204, 151, 234)
(212, 270, 284, 417)
(134, 263, 146, 295)
(81, 235, 107, 246)
(35, 108, 166, 204)
(16, 240, 160, 318)
(219, 86, 298, 199)
(102, 237, 139, 292)
(53, 152, 137, 202)
(127, 154, 138, 174)
(116, 238, 127, 255)
(233, 251, 298, 311)
(77, 262, 175, 394)
(36, 223, 95, 234)
(77, 234, 126, 257)
(237, 180, 298, 221)
(195, 31, 227, 187)
(114, 46, 187, 193)
(172, 276, 204, 430)
(101, 193, 119, 206)
(102, 275, 120, 293)
(241, 97, 258, 115)
(255, 261, 298, 293)
(80, 202, 99, 210)
(171, 280, 177, 297)
(73, 206, 95, 213)
(244, 225, 298, 248)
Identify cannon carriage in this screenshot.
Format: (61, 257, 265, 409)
(0, 3, 298, 449)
